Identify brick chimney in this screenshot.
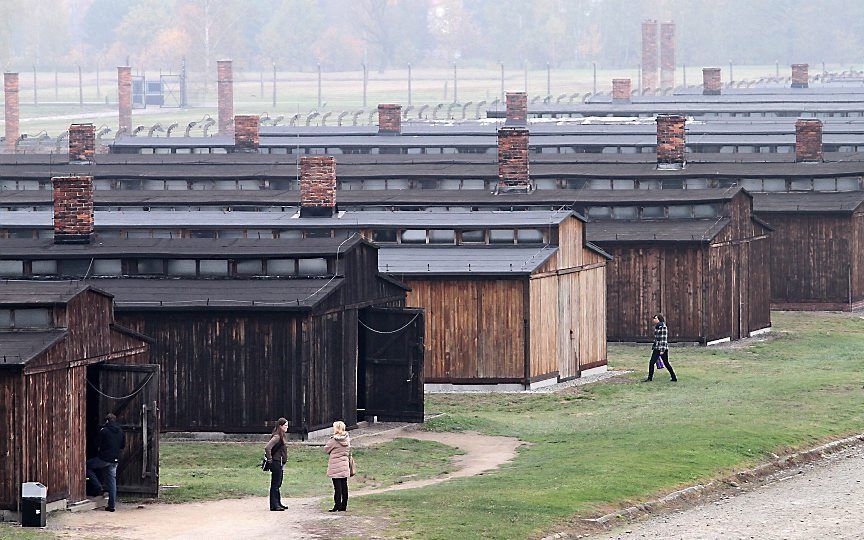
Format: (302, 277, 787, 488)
(656, 114, 686, 169)
(660, 21, 676, 90)
(217, 60, 234, 135)
(641, 20, 659, 94)
(377, 104, 402, 135)
(612, 79, 632, 103)
(234, 115, 260, 152)
(53, 176, 94, 244)
(497, 127, 531, 193)
(117, 66, 132, 134)
(791, 64, 809, 88)
(68, 123, 95, 163)
(702, 68, 722, 95)
(795, 119, 822, 162)
(299, 156, 337, 217)
(505, 92, 528, 126)
(4, 72, 19, 153)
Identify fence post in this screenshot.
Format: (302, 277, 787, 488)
(259, 70, 264, 98)
(729, 60, 733, 83)
(500, 61, 504, 101)
(317, 63, 322, 110)
(32, 66, 37, 106)
(78, 65, 83, 105)
(546, 62, 551, 96)
(272, 62, 276, 108)
(96, 61, 100, 99)
(592, 62, 597, 94)
(682, 64, 686, 86)
(362, 62, 367, 108)
(453, 61, 458, 103)
(407, 63, 412, 105)
(523, 60, 528, 93)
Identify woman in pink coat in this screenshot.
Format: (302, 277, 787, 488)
(324, 420, 351, 512)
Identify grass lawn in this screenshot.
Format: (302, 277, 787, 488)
(0, 524, 54, 539)
(356, 312, 864, 539)
(155, 437, 461, 504)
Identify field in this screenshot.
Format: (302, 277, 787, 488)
(2, 311, 861, 539)
(5, 64, 793, 136)
(156, 437, 461, 504)
(359, 311, 864, 539)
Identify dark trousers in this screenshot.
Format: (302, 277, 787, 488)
(332, 477, 348, 510)
(86, 457, 118, 509)
(269, 460, 284, 510)
(648, 349, 677, 380)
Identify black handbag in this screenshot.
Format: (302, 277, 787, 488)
(260, 455, 271, 472)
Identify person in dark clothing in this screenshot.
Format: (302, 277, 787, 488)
(265, 417, 289, 511)
(86, 413, 125, 511)
(643, 314, 678, 382)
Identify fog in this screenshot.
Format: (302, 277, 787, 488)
(1, 0, 863, 73)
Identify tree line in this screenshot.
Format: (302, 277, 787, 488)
(1, 0, 862, 73)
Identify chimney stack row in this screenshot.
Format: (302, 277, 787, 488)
(795, 119, 822, 162)
(497, 127, 532, 193)
(217, 60, 234, 135)
(299, 156, 338, 217)
(702, 68, 722, 95)
(791, 64, 809, 88)
(4, 72, 19, 153)
(660, 21, 676, 90)
(68, 123, 96, 163)
(117, 66, 132, 134)
(641, 20, 659, 94)
(378, 104, 402, 135)
(52, 175, 94, 244)
(505, 92, 528, 126)
(612, 79, 632, 103)
(656, 114, 686, 169)
(234, 115, 260, 152)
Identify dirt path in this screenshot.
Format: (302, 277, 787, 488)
(598, 445, 864, 540)
(48, 429, 522, 540)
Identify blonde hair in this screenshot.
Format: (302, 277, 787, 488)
(333, 420, 347, 436)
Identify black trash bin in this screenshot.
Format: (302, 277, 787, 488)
(20, 482, 47, 528)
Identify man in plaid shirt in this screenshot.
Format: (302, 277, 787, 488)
(643, 314, 678, 382)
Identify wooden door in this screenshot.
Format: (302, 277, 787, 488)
(95, 363, 160, 497)
(360, 307, 425, 423)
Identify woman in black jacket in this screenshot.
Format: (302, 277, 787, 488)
(265, 417, 289, 511)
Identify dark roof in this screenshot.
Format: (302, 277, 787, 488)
(1, 187, 746, 208)
(0, 281, 111, 305)
(378, 246, 558, 276)
(0, 209, 575, 229)
(752, 191, 864, 213)
(587, 218, 731, 243)
(88, 278, 344, 311)
(0, 330, 67, 367)
(0, 236, 365, 258)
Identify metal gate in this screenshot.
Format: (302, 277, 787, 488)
(95, 363, 160, 497)
(360, 307, 425, 422)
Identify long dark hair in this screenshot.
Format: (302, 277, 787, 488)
(271, 417, 288, 444)
(655, 314, 665, 323)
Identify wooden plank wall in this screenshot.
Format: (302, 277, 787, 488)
(404, 278, 526, 382)
(0, 370, 21, 510)
(530, 264, 608, 378)
(530, 217, 608, 379)
(306, 309, 359, 432)
(764, 213, 852, 306)
(853, 212, 864, 305)
(117, 312, 303, 433)
(603, 244, 706, 342)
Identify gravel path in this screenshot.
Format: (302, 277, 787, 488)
(48, 429, 522, 539)
(598, 445, 864, 540)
